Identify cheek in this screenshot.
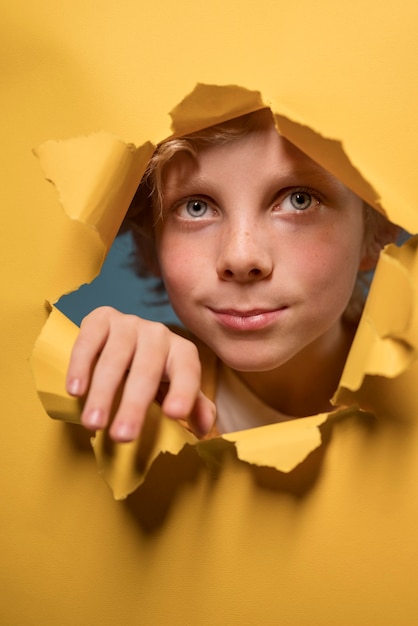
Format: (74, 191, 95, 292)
(156, 231, 203, 299)
(290, 227, 364, 305)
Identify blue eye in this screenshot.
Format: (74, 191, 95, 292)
(290, 192, 312, 210)
(186, 199, 208, 217)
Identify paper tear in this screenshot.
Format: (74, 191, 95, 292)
(169, 84, 266, 137)
(221, 413, 328, 472)
(91, 405, 197, 500)
(92, 413, 333, 499)
(273, 114, 388, 219)
(34, 133, 154, 254)
(29, 84, 418, 499)
(334, 236, 418, 414)
(30, 306, 84, 424)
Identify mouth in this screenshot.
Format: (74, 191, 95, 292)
(208, 307, 288, 331)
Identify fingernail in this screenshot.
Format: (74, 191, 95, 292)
(68, 378, 81, 396)
(83, 408, 105, 429)
(113, 422, 137, 442)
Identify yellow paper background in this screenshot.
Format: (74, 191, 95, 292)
(2, 0, 418, 624)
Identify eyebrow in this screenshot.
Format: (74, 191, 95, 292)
(285, 169, 347, 190)
(161, 152, 352, 209)
(165, 169, 346, 196)
(162, 175, 219, 201)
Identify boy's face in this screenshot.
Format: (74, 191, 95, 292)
(155, 112, 368, 374)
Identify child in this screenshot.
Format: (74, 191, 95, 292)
(66, 108, 396, 442)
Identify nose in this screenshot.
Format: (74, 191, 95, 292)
(216, 226, 273, 282)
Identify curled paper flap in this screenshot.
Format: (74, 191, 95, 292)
(273, 115, 388, 219)
(222, 414, 328, 472)
(92, 413, 332, 499)
(30, 305, 84, 424)
(34, 133, 154, 274)
(169, 83, 266, 137)
(335, 236, 418, 419)
(91, 406, 197, 500)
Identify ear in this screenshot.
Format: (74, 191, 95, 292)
(359, 207, 400, 271)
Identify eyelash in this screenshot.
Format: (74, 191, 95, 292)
(170, 196, 216, 220)
(274, 187, 323, 215)
(168, 187, 324, 220)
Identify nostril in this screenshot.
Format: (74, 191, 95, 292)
(222, 267, 264, 280)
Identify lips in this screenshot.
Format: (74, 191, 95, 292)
(209, 307, 287, 331)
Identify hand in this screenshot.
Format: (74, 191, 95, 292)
(66, 307, 216, 442)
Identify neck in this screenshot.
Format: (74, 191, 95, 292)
(234, 320, 356, 417)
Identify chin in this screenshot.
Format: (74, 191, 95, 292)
(215, 348, 288, 373)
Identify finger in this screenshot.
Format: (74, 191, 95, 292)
(159, 339, 216, 437)
(159, 338, 202, 417)
(80, 326, 138, 431)
(108, 333, 203, 442)
(157, 384, 216, 437)
(66, 308, 113, 396)
(186, 391, 217, 438)
(108, 327, 174, 442)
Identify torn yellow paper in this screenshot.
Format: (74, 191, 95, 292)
(30, 81, 418, 500)
(170, 86, 418, 232)
(35, 132, 154, 286)
(91, 406, 197, 500)
(30, 85, 345, 500)
(222, 413, 328, 471)
(3, 0, 418, 623)
(92, 413, 333, 499)
(335, 236, 418, 420)
(31, 306, 333, 498)
(30, 305, 84, 423)
(169, 83, 266, 137)
(273, 113, 390, 221)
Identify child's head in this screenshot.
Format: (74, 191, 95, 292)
(125, 108, 395, 328)
(121, 107, 399, 418)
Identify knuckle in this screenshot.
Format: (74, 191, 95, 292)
(179, 337, 200, 363)
(148, 321, 170, 339)
(136, 320, 172, 346)
(122, 314, 142, 328)
(80, 306, 116, 328)
(118, 315, 164, 337)
(71, 332, 95, 359)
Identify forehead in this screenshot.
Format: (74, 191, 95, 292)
(162, 115, 346, 194)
